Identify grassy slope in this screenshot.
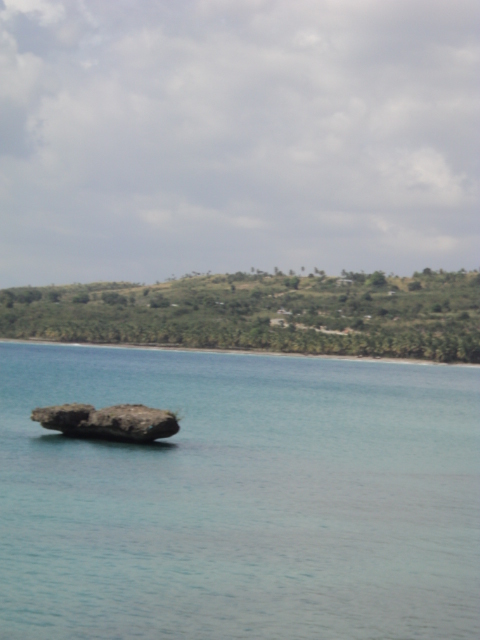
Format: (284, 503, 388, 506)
(1, 270, 479, 363)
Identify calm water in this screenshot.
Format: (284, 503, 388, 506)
(0, 342, 478, 640)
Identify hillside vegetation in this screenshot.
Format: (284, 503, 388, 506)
(1, 269, 479, 363)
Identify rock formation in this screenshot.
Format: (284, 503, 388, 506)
(31, 403, 180, 443)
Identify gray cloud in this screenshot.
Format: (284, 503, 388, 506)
(0, 0, 478, 286)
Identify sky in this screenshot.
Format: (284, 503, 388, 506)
(0, 0, 478, 287)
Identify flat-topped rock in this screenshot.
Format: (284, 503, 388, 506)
(31, 403, 180, 443)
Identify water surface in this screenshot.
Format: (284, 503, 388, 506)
(0, 342, 478, 639)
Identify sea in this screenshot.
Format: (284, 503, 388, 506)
(0, 341, 478, 640)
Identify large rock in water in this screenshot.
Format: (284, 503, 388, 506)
(31, 403, 180, 443)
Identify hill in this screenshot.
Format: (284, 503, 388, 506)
(1, 269, 479, 363)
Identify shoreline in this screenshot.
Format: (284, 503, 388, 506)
(1, 337, 478, 367)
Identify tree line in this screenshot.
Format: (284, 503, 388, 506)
(0, 269, 479, 363)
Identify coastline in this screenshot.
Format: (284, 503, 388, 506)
(1, 337, 478, 367)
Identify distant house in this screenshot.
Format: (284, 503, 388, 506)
(388, 291, 396, 296)
(337, 278, 353, 286)
(277, 308, 292, 315)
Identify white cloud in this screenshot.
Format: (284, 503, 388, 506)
(230, 216, 265, 229)
(0, 29, 42, 105)
(370, 215, 460, 254)
(139, 209, 173, 228)
(377, 147, 467, 206)
(2, 0, 65, 26)
(0, 0, 478, 286)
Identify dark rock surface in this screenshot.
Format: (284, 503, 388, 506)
(31, 403, 180, 442)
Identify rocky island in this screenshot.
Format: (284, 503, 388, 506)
(31, 403, 180, 443)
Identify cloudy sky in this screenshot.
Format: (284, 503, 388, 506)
(0, 0, 478, 287)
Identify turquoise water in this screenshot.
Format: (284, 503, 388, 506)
(0, 342, 478, 640)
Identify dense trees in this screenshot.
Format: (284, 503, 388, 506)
(366, 271, 387, 287)
(1, 270, 479, 363)
(101, 292, 127, 306)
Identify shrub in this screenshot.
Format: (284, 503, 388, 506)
(284, 277, 300, 290)
(101, 292, 127, 306)
(408, 281, 422, 291)
(0, 291, 15, 307)
(72, 293, 89, 304)
(16, 288, 42, 304)
(150, 295, 169, 308)
(227, 272, 249, 283)
(341, 271, 367, 283)
(366, 271, 386, 287)
(47, 291, 61, 303)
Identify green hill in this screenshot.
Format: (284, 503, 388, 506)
(1, 269, 479, 363)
